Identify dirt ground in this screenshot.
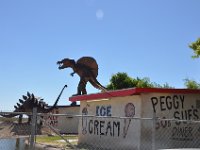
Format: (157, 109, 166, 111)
(0, 121, 77, 149)
(0, 121, 17, 138)
(0, 121, 46, 138)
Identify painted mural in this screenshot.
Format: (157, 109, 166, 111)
(123, 103, 135, 138)
(80, 102, 135, 138)
(151, 94, 200, 141)
(44, 109, 59, 127)
(81, 104, 89, 135)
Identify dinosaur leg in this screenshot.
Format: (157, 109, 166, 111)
(76, 86, 81, 96)
(28, 115, 31, 124)
(82, 87, 87, 95)
(77, 79, 87, 95)
(18, 114, 23, 124)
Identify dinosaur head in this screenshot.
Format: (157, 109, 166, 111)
(57, 58, 75, 69)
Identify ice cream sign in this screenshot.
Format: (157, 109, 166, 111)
(96, 105, 112, 116)
(81, 103, 135, 138)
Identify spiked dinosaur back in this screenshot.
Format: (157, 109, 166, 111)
(1, 85, 67, 118)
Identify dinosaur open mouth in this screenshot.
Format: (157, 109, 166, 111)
(57, 61, 64, 69)
(58, 63, 62, 68)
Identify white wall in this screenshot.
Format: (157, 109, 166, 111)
(141, 93, 200, 149)
(44, 106, 80, 134)
(77, 92, 200, 149)
(78, 95, 142, 149)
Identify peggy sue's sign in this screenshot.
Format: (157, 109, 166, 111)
(150, 94, 200, 141)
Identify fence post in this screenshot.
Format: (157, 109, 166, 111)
(152, 113, 156, 150)
(30, 107, 37, 150)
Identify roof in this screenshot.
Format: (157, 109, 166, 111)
(69, 88, 200, 102)
(49, 105, 80, 108)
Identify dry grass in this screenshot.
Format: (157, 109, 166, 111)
(36, 135, 78, 148)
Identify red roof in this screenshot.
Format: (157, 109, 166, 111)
(69, 88, 200, 102)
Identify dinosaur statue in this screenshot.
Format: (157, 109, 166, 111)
(57, 56, 107, 95)
(0, 85, 67, 123)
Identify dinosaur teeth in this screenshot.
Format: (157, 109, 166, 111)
(57, 62, 63, 68)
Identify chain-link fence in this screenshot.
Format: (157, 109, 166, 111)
(1, 110, 200, 150)
(0, 111, 38, 150)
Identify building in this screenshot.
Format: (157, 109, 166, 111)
(69, 88, 200, 149)
(44, 105, 80, 134)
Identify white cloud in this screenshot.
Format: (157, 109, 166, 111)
(96, 9, 104, 20)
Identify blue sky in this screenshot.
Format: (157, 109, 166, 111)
(0, 0, 200, 111)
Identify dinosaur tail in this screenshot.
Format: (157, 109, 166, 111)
(45, 84, 67, 113)
(89, 78, 107, 92)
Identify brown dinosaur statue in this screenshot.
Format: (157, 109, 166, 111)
(57, 56, 107, 95)
(0, 85, 67, 123)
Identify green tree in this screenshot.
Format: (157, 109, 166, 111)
(133, 77, 154, 88)
(189, 38, 200, 58)
(106, 72, 172, 90)
(106, 72, 135, 90)
(184, 78, 200, 89)
(186, 38, 200, 89)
